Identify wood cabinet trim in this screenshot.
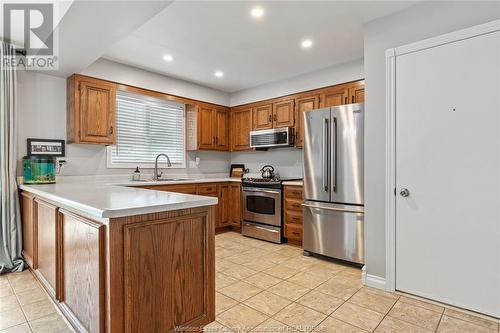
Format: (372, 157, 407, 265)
(283, 185, 303, 245)
(33, 198, 59, 300)
(20, 191, 37, 269)
(231, 79, 364, 109)
(58, 208, 106, 332)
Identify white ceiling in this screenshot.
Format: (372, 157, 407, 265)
(104, 1, 417, 93)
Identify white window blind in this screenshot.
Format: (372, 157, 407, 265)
(109, 90, 185, 167)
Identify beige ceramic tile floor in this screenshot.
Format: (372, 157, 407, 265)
(210, 232, 500, 333)
(0, 270, 74, 333)
(1, 231, 499, 333)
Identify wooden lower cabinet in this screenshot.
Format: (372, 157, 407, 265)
(218, 184, 230, 227)
(229, 184, 241, 227)
(283, 185, 303, 245)
(140, 182, 241, 230)
(59, 209, 104, 333)
(20, 192, 37, 268)
(34, 198, 58, 299)
(118, 208, 215, 333)
(20, 191, 216, 333)
(197, 184, 220, 227)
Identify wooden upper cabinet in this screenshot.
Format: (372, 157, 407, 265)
(193, 105, 230, 151)
(214, 108, 229, 150)
(295, 94, 319, 148)
(273, 99, 295, 128)
(198, 106, 215, 149)
(67, 75, 116, 145)
(230, 108, 252, 151)
(252, 104, 273, 130)
(319, 85, 349, 108)
(348, 81, 365, 104)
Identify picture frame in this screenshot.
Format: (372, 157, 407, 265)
(27, 138, 65, 157)
(230, 164, 245, 178)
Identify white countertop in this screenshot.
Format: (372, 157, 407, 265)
(18, 176, 229, 219)
(19, 174, 303, 220)
(282, 180, 303, 186)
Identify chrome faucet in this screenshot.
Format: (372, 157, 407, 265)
(154, 153, 172, 180)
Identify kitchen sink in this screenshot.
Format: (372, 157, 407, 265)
(140, 178, 194, 182)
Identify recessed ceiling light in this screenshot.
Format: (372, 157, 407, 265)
(163, 54, 173, 62)
(301, 39, 313, 49)
(215, 71, 224, 78)
(250, 7, 264, 18)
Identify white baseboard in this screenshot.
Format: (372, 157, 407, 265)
(364, 273, 387, 290)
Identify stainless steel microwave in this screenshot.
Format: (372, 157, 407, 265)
(249, 127, 294, 149)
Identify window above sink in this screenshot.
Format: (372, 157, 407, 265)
(107, 90, 186, 169)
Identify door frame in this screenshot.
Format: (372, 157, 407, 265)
(384, 19, 500, 292)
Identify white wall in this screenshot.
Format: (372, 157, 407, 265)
(231, 149, 303, 178)
(16, 69, 230, 176)
(230, 59, 364, 106)
(363, 1, 500, 279)
(82, 59, 230, 106)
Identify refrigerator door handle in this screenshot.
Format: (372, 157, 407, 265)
(332, 117, 337, 192)
(322, 117, 329, 192)
(302, 203, 363, 214)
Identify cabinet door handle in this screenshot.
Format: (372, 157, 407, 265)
(273, 114, 277, 121)
(352, 96, 355, 103)
(213, 137, 215, 144)
(109, 126, 113, 134)
(268, 114, 272, 122)
(216, 137, 218, 144)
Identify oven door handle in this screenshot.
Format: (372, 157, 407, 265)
(243, 188, 281, 195)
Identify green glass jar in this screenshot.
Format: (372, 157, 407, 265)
(23, 156, 56, 184)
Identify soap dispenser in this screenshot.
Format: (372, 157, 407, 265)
(132, 166, 141, 181)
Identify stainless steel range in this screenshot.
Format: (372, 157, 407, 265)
(241, 176, 300, 244)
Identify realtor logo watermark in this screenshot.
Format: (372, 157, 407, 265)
(3, 3, 58, 70)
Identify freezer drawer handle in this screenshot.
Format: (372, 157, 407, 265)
(302, 203, 362, 214)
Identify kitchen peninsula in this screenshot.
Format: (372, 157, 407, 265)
(18, 180, 218, 333)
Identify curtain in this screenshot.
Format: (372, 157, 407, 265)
(0, 42, 24, 274)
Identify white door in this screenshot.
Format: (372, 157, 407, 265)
(395, 30, 500, 317)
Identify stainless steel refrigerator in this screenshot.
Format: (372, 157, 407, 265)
(302, 103, 364, 264)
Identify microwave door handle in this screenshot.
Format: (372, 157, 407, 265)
(332, 117, 337, 192)
(322, 118, 329, 192)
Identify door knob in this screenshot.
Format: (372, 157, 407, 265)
(400, 188, 410, 197)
